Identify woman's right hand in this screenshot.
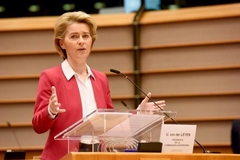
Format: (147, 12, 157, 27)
(48, 86, 66, 115)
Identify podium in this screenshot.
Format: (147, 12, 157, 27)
(55, 108, 177, 153)
(61, 152, 240, 160)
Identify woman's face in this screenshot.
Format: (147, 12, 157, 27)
(60, 22, 92, 64)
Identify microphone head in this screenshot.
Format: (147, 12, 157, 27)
(110, 69, 120, 74)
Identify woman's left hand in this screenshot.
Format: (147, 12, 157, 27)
(138, 92, 166, 111)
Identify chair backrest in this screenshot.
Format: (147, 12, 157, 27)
(4, 151, 26, 160)
(231, 119, 240, 154)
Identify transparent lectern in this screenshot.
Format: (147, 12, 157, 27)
(54, 108, 176, 153)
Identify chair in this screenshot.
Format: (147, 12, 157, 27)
(231, 119, 240, 154)
(4, 151, 26, 160)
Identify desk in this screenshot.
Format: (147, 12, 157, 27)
(61, 152, 240, 160)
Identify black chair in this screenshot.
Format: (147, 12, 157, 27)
(231, 119, 240, 154)
(4, 151, 26, 160)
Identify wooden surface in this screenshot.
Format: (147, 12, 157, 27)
(0, 13, 135, 31)
(61, 152, 240, 160)
(140, 3, 240, 24)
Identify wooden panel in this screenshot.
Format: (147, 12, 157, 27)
(0, 30, 54, 52)
(89, 50, 134, 72)
(140, 3, 240, 24)
(108, 75, 134, 96)
(0, 79, 38, 100)
(181, 121, 232, 144)
(0, 13, 135, 32)
(193, 145, 232, 153)
(160, 96, 240, 119)
(0, 16, 57, 31)
(0, 54, 62, 76)
(141, 43, 240, 71)
(0, 103, 34, 123)
(140, 17, 240, 47)
(0, 127, 47, 149)
(141, 69, 240, 95)
(93, 26, 133, 49)
(0, 26, 133, 53)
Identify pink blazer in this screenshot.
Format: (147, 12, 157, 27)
(32, 65, 113, 160)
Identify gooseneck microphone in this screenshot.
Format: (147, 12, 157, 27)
(121, 100, 129, 109)
(110, 68, 177, 123)
(6, 121, 22, 151)
(110, 68, 210, 153)
(5, 122, 26, 160)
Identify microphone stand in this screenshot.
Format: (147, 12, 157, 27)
(7, 122, 22, 151)
(110, 68, 211, 153)
(5, 122, 26, 159)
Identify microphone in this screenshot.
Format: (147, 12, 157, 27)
(121, 100, 129, 109)
(6, 122, 22, 151)
(110, 69, 177, 123)
(4, 122, 26, 160)
(110, 68, 211, 153)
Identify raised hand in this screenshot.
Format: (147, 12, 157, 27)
(48, 86, 66, 115)
(138, 92, 166, 111)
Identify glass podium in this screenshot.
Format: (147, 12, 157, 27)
(54, 108, 177, 153)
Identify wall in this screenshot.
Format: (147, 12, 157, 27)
(0, 3, 240, 158)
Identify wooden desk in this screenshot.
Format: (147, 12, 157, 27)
(61, 152, 240, 160)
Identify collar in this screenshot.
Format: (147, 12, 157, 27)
(61, 59, 95, 81)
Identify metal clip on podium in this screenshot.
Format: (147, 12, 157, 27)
(54, 108, 177, 153)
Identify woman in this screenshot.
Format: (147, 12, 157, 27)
(32, 11, 166, 160)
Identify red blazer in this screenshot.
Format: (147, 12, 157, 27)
(32, 65, 113, 160)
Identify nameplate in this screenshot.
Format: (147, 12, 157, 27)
(159, 124, 196, 153)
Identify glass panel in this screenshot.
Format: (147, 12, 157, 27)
(54, 108, 177, 153)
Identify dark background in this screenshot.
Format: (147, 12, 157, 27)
(0, 0, 239, 18)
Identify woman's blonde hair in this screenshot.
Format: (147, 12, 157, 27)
(54, 11, 97, 59)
